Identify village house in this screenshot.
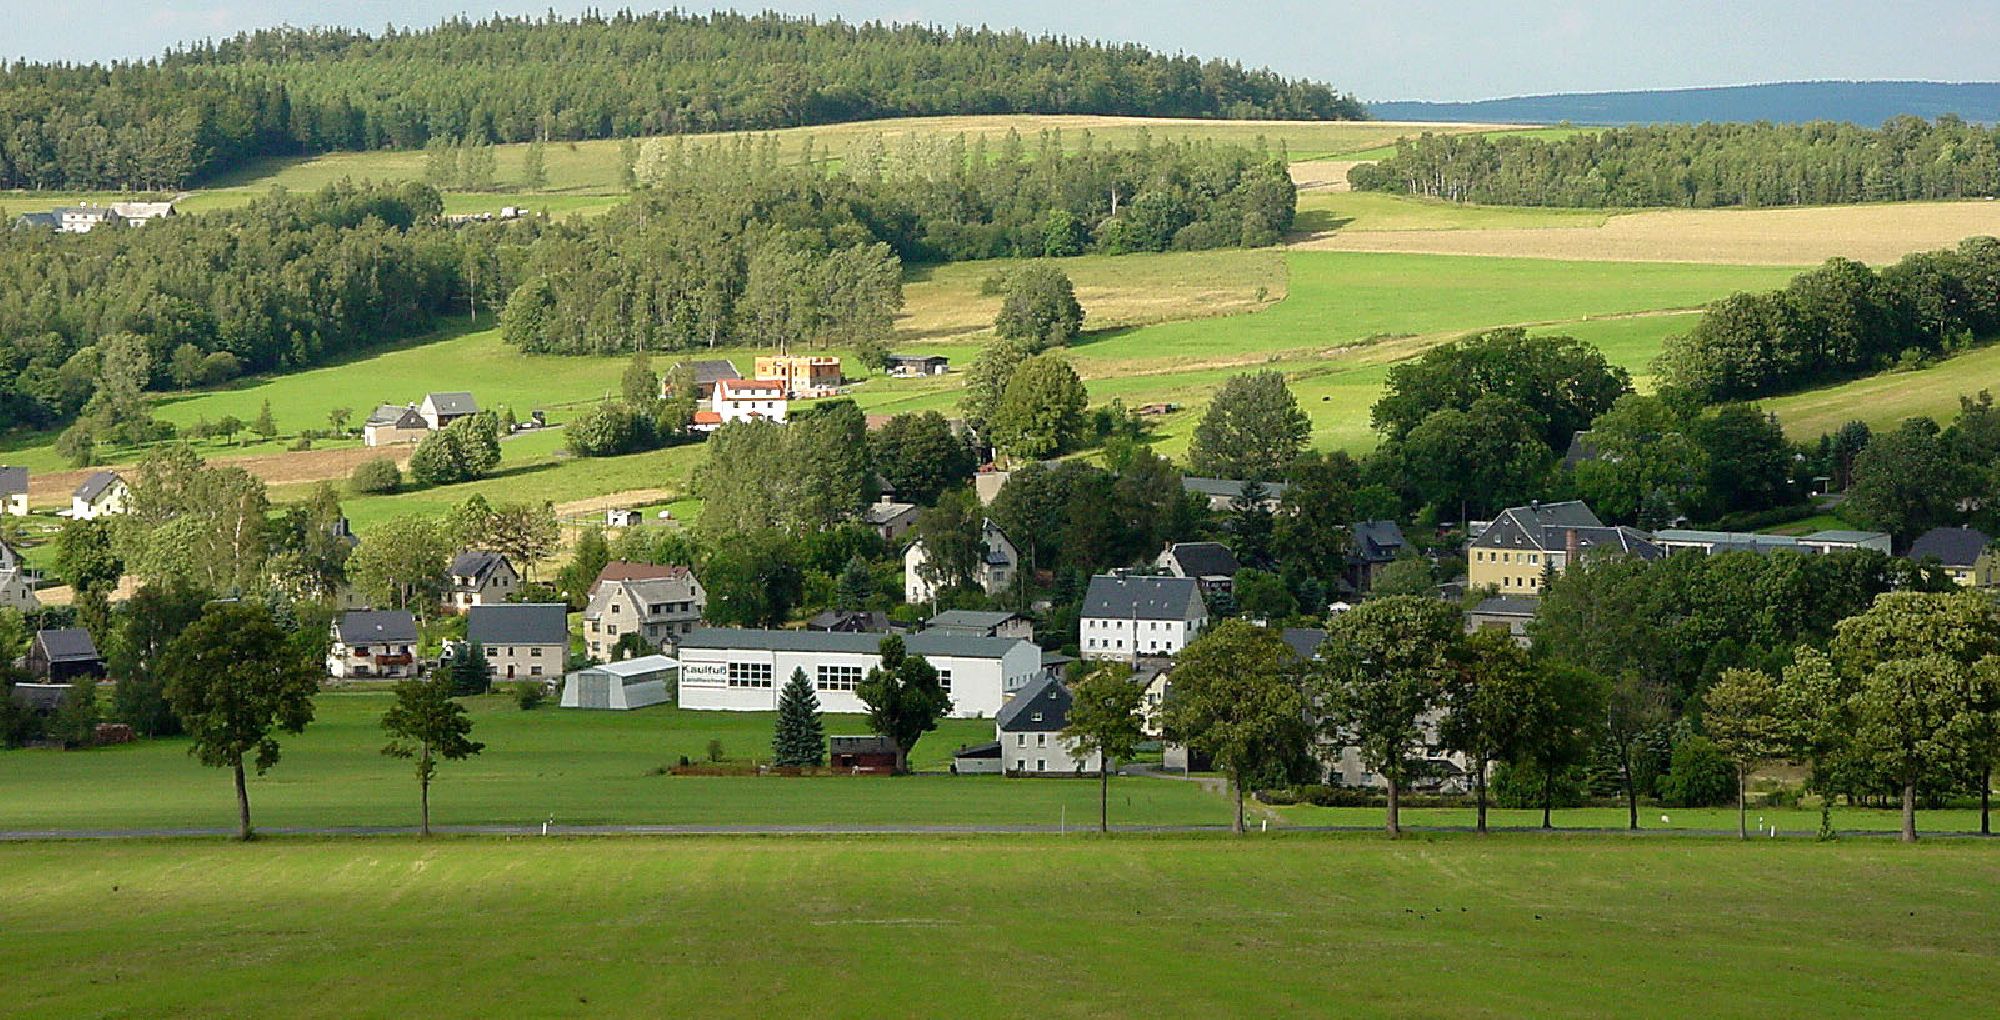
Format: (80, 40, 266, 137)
(419, 392, 479, 431)
(0, 466, 26, 516)
(325, 610, 420, 680)
(68, 471, 129, 520)
(860, 500, 920, 542)
(1466, 500, 1662, 597)
(805, 609, 894, 633)
(1080, 574, 1208, 661)
(884, 353, 951, 377)
(0, 540, 40, 612)
(995, 674, 1101, 775)
(110, 200, 176, 225)
(1907, 526, 2000, 587)
(1347, 520, 1408, 592)
(905, 518, 1019, 604)
(1465, 596, 1537, 646)
(57, 204, 126, 233)
(924, 609, 1033, 641)
(448, 550, 520, 610)
(582, 563, 707, 659)
(1155, 541, 1241, 593)
(29, 628, 103, 683)
(1182, 476, 1290, 512)
(675, 628, 1041, 717)
(698, 377, 789, 431)
(363, 404, 431, 447)
(753, 354, 842, 397)
(466, 603, 569, 681)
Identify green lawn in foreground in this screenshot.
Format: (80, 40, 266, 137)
(0, 692, 1226, 831)
(5, 836, 1997, 1016)
(1272, 801, 1999, 836)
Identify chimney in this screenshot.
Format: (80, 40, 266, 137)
(1565, 528, 1581, 564)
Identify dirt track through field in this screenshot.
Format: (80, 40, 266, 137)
(27, 445, 410, 507)
(1290, 200, 2000, 265)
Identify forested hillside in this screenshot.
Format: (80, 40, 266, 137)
(501, 132, 1296, 356)
(0, 11, 1362, 191)
(1351, 117, 2000, 207)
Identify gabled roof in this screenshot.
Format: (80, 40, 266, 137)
(1279, 627, 1327, 663)
(1162, 542, 1240, 580)
(423, 392, 478, 416)
(861, 501, 918, 526)
(333, 609, 419, 645)
(1471, 501, 1610, 551)
(579, 654, 681, 678)
(0, 466, 25, 496)
(1562, 430, 1603, 470)
(1350, 520, 1406, 563)
(74, 471, 123, 502)
(805, 609, 891, 632)
(885, 353, 950, 365)
(14, 211, 60, 229)
(1083, 574, 1206, 622)
(997, 673, 1071, 733)
(1908, 526, 1993, 568)
(1182, 476, 1291, 501)
(685, 360, 741, 386)
(366, 403, 426, 429)
(449, 550, 512, 583)
(466, 603, 568, 646)
(36, 628, 100, 662)
(717, 378, 787, 397)
(593, 561, 690, 587)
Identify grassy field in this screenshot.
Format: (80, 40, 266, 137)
(0, 692, 1228, 832)
(1763, 342, 2000, 438)
(1294, 189, 1615, 234)
(1273, 801, 2000, 836)
(6, 836, 1999, 1016)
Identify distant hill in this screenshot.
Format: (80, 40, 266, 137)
(1372, 81, 2000, 127)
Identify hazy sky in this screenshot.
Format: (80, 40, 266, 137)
(9, 1, 1999, 101)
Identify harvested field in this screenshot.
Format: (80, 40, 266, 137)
(1291, 200, 2000, 265)
(1289, 159, 1362, 192)
(26, 445, 410, 508)
(897, 248, 1288, 342)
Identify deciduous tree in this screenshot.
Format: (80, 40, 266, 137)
(381, 674, 485, 837)
(857, 636, 951, 773)
(1062, 664, 1148, 832)
(1160, 620, 1315, 834)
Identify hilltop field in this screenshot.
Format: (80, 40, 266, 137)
(3, 112, 1997, 530)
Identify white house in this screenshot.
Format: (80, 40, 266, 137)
(0, 540, 39, 612)
(325, 609, 420, 679)
(711, 378, 789, 426)
(69, 471, 129, 520)
(582, 565, 706, 659)
(111, 201, 176, 225)
(561, 655, 678, 710)
(466, 603, 569, 681)
(675, 628, 1041, 718)
(448, 550, 519, 610)
(904, 518, 1018, 604)
(57, 205, 125, 233)
(995, 674, 1101, 775)
(1080, 574, 1207, 661)
(1154, 541, 1241, 593)
(0, 466, 26, 516)
(419, 392, 479, 431)
(861, 500, 920, 543)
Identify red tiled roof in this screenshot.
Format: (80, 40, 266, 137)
(717, 378, 786, 396)
(691, 410, 723, 424)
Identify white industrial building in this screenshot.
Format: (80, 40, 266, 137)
(561, 655, 678, 710)
(675, 628, 1041, 718)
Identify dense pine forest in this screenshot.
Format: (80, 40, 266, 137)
(0, 182, 522, 432)
(1657, 237, 2000, 401)
(501, 131, 1297, 356)
(0, 11, 1362, 191)
(1350, 117, 2000, 207)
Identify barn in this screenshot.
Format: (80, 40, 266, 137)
(560, 655, 678, 711)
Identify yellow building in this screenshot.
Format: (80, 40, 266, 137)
(753, 355, 842, 397)
(1906, 526, 2000, 587)
(1466, 500, 1662, 596)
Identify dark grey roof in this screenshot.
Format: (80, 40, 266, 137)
(886, 353, 950, 365)
(996, 674, 1071, 733)
(1182, 476, 1291, 500)
(424, 392, 478, 416)
(1350, 520, 1406, 563)
(1470, 596, 1540, 619)
(1908, 526, 1993, 568)
(686, 360, 741, 386)
(1562, 431, 1603, 470)
(926, 610, 1022, 635)
(680, 627, 1028, 661)
(805, 610, 890, 633)
(36, 628, 100, 662)
(333, 609, 419, 645)
(1164, 542, 1240, 579)
(954, 740, 1002, 758)
(14, 211, 60, 229)
(466, 603, 568, 646)
(1471, 502, 1659, 560)
(830, 735, 898, 754)
(0, 466, 25, 496)
(450, 550, 511, 582)
(860, 501, 917, 526)
(1279, 627, 1327, 663)
(1082, 575, 1206, 622)
(74, 471, 122, 501)
(9, 683, 71, 712)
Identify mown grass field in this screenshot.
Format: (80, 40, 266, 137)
(1763, 341, 2000, 438)
(0, 692, 1227, 833)
(6, 835, 1999, 1016)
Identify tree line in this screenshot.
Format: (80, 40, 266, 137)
(0, 11, 1361, 190)
(1351, 117, 2000, 208)
(1657, 239, 2000, 402)
(500, 131, 1294, 355)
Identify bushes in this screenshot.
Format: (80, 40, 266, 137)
(564, 401, 646, 457)
(350, 458, 402, 494)
(1657, 736, 1738, 808)
(1490, 761, 1588, 810)
(514, 682, 547, 712)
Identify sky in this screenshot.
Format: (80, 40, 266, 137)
(7, 1, 1998, 102)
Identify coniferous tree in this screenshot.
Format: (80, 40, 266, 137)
(771, 668, 826, 767)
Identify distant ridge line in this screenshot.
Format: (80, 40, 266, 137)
(1370, 80, 2000, 127)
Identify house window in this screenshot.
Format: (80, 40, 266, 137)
(1037, 734, 1047, 747)
(727, 661, 775, 688)
(1017, 735, 1026, 747)
(530, 666, 543, 676)
(354, 646, 369, 656)
(938, 670, 952, 692)
(816, 664, 864, 692)
(531, 647, 543, 657)
(1036, 759, 1046, 772)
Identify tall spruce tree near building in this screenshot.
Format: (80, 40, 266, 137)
(448, 643, 495, 696)
(772, 668, 826, 767)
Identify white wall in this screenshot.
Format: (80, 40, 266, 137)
(677, 642, 1037, 718)
(1000, 730, 1101, 774)
(1079, 615, 1203, 660)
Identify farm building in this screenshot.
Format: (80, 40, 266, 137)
(884, 354, 950, 377)
(676, 628, 1040, 717)
(829, 735, 899, 771)
(951, 741, 1003, 774)
(364, 404, 430, 447)
(29, 629, 103, 683)
(561, 655, 678, 710)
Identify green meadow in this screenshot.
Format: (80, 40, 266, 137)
(6, 835, 1998, 1016)
(1763, 341, 2000, 439)
(0, 692, 1227, 832)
